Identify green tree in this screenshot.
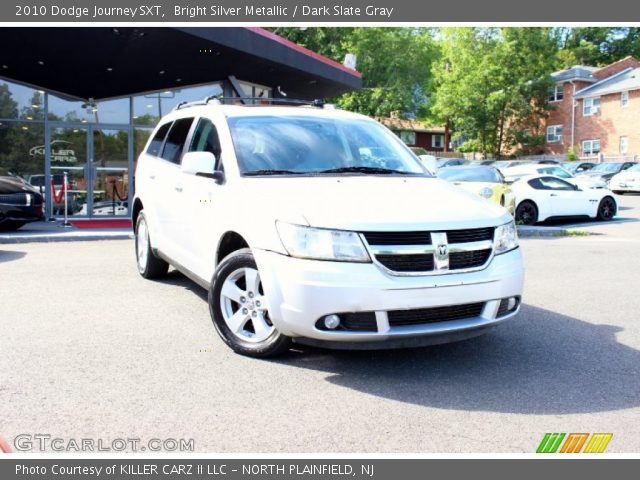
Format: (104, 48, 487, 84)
(430, 28, 558, 158)
(271, 27, 438, 118)
(557, 27, 640, 67)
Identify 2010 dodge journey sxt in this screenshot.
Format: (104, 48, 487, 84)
(132, 97, 524, 357)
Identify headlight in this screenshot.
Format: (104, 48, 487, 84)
(479, 187, 493, 199)
(276, 222, 371, 263)
(494, 220, 518, 254)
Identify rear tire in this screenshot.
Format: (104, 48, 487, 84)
(209, 248, 291, 358)
(515, 201, 538, 225)
(597, 196, 617, 221)
(135, 211, 169, 278)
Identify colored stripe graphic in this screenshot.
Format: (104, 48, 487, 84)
(583, 434, 613, 453)
(560, 433, 589, 453)
(537, 433, 566, 453)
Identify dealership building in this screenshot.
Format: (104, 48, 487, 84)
(0, 27, 361, 220)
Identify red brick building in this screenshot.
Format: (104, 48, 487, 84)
(542, 56, 640, 158)
(376, 116, 448, 152)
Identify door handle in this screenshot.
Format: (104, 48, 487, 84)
(149, 173, 156, 180)
(550, 193, 558, 197)
(174, 185, 183, 192)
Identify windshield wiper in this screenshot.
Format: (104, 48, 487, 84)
(243, 169, 304, 176)
(315, 166, 417, 175)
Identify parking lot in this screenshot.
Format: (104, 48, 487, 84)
(1, 194, 640, 453)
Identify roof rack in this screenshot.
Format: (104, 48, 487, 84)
(174, 96, 326, 111)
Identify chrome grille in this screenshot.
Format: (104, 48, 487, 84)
(388, 302, 485, 326)
(0, 192, 29, 205)
(361, 227, 495, 275)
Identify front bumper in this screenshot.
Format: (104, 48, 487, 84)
(254, 247, 524, 347)
(610, 180, 640, 192)
(0, 204, 44, 223)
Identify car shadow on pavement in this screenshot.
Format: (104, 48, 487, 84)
(274, 304, 640, 415)
(155, 269, 209, 301)
(0, 250, 26, 263)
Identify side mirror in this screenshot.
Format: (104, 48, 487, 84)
(576, 167, 584, 172)
(181, 151, 224, 184)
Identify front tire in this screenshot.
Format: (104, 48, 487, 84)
(515, 201, 538, 225)
(209, 248, 291, 358)
(135, 211, 169, 278)
(597, 196, 617, 221)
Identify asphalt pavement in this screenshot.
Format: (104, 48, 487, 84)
(1, 195, 640, 453)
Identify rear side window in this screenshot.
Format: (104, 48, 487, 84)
(189, 118, 222, 163)
(161, 118, 194, 164)
(527, 178, 544, 190)
(147, 122, 172, 157)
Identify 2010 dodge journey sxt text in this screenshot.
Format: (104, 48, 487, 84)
(132, 98, 524, 357)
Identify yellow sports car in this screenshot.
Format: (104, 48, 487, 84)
(437, 166, 515, 214)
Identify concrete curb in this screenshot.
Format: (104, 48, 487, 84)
(517, 226, 593, 238)
(0, 231, 133, 244)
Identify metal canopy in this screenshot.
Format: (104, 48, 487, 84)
(0, 27, 362, 101)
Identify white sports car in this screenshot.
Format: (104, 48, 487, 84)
(510, 175, 617, 225)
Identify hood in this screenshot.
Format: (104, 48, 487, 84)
(612, 170, 640, 181)
(242, 176, 511, 231)
(0, 176, 41, 195)
(577, 170, 616, 179)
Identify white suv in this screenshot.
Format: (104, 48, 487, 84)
(133, 98, 524, 357)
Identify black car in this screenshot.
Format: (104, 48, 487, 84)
(0, 168, 44, 231)
(562, 161, 597, 174)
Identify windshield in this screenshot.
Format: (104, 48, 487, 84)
(538, 166, 572, 178)
(228, 115, 427, 176)
(591, 163, 622, 173)
(438, 167, 503, 183)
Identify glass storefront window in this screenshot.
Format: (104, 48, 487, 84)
(47, 94, 130, 124)
(0, 121, 45, 186)
(132, 83, 223, 126)
(238, 81, 271, 100)
(0, 78, 274, 218)
(91, 128, 129, 216)
(0, 79, 45, 121)
(134, 128, 153, 159)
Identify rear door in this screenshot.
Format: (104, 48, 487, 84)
(137, 121, 172, 251)
(155, 117, 195, 262)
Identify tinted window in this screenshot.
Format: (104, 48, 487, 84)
(147, 122, 172, 157)
(189, 118, 222, 163)
(161, 118, 194, 164)
(527, 178, 544, 190)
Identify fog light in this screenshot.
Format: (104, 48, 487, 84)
(324, 314, 341, 330)
(507, 297, 517, 311)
